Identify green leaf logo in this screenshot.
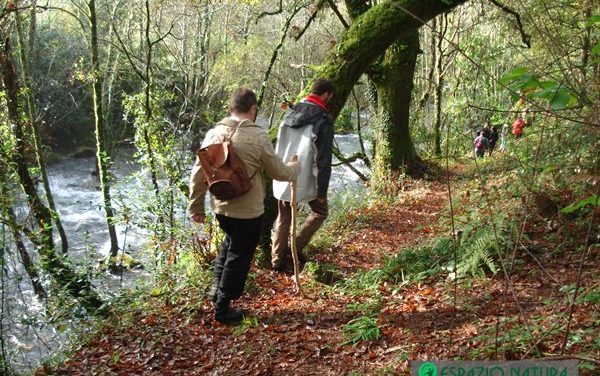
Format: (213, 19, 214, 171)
(418, 362, 437, 376)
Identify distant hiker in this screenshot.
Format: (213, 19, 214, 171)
(473, 130, 490, 158)
(188, 88, 300, 324)
(271, 78, 335, 272)
(481, 120, 492, 139)
(511, 115, 526, 138)
(488, 126, 499, 155)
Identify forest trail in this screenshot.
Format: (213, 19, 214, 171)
(39, 176, 598, 375)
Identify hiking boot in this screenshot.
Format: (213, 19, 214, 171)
(206, 284, 218, 302)
(214, 299, 243, 324)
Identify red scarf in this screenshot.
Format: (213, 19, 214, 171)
(305, 93, 330, 113)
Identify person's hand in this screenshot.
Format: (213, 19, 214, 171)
(191, 213, 204, 224)
(288, 155, 301, 175)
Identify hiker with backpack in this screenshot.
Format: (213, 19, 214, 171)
(271, 78, 335, 272)
(473, 130, 490, 158)
(187, 88, 300, 324)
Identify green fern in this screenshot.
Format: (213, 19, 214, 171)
(456, 219, 508, 278)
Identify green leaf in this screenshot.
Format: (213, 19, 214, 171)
(549, 88, 577, 110)
(532, 82, 578, 110)
(560, 195, 599, 213)
(499, 67, 529, 84)
(586, 15, 600, 26)
(591, 42, 600, 57)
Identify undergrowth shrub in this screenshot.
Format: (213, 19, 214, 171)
(343, 316, 382, 345)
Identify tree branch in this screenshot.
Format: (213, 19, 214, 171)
(110, 18, 145, 82)
(488, 0, 531, 48)
(332, 146, 369, 182)
(325, 0, 349, 29)
(294, 0, 327, 41)
(256, 0, 283, 21)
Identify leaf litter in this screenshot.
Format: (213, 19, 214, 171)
(38, 178, 599, 375)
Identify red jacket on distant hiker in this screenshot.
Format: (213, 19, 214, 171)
(512, 116, 526, 138)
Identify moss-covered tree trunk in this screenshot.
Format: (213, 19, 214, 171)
(371, 32, 419, 191)
(432, 16, 445, 156)
(314, 0, 467, 119)
(88, 0, 119, 261)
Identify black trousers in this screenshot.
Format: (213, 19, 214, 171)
(213, 214, 263, 302)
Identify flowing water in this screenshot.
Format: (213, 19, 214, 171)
(1, 132, 370, 372)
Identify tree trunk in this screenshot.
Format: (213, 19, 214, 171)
(433, 16, 445, 157)
(15, 4, 70, 254)
(0, 160, 47, 300)
(5, 208, 47, 300)
(143, 0, 164, 238)
(257, 5, 303, 109)
(371, 31, 420, 190)
(88, 0, 120, 261)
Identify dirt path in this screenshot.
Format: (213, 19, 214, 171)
(40, 179, 599, 375)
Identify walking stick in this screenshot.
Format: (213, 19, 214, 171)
(290, 157, 307, 297)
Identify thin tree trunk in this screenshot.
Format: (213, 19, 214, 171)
(257, 5, 303, 109)
(352, 89, 370, 168)
(28, 0, 37, 65)
(88, 0, 119, 261)
(433, 16, 445, 157)
(5, 209, 47, 300)
(143, 0, 163, 237)
(0, 161, 47, 300)
(0, 228, 9, 376)
(198, 1, 212, 95)
(15, 4, 69, 254)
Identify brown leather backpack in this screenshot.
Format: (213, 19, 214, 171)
(196, 122, 252, 200)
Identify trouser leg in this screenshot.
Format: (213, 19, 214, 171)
(212, 236, 230, 288)
(215, 214, 263, 301)
(271, 200, 292, 268)
(296, 198, 328, 253)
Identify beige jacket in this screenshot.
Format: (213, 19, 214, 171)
(188, 117, 300, 219)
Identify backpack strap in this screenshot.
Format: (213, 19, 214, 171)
(221, 120, 258, 179)
(224, 120, 244, 143)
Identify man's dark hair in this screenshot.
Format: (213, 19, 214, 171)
(311, 78, 335, 95)
(229, 88, 257, 113)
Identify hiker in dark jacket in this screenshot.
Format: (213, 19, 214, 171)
(271, 78, 335, 272)
(488, 126, 499, 155)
